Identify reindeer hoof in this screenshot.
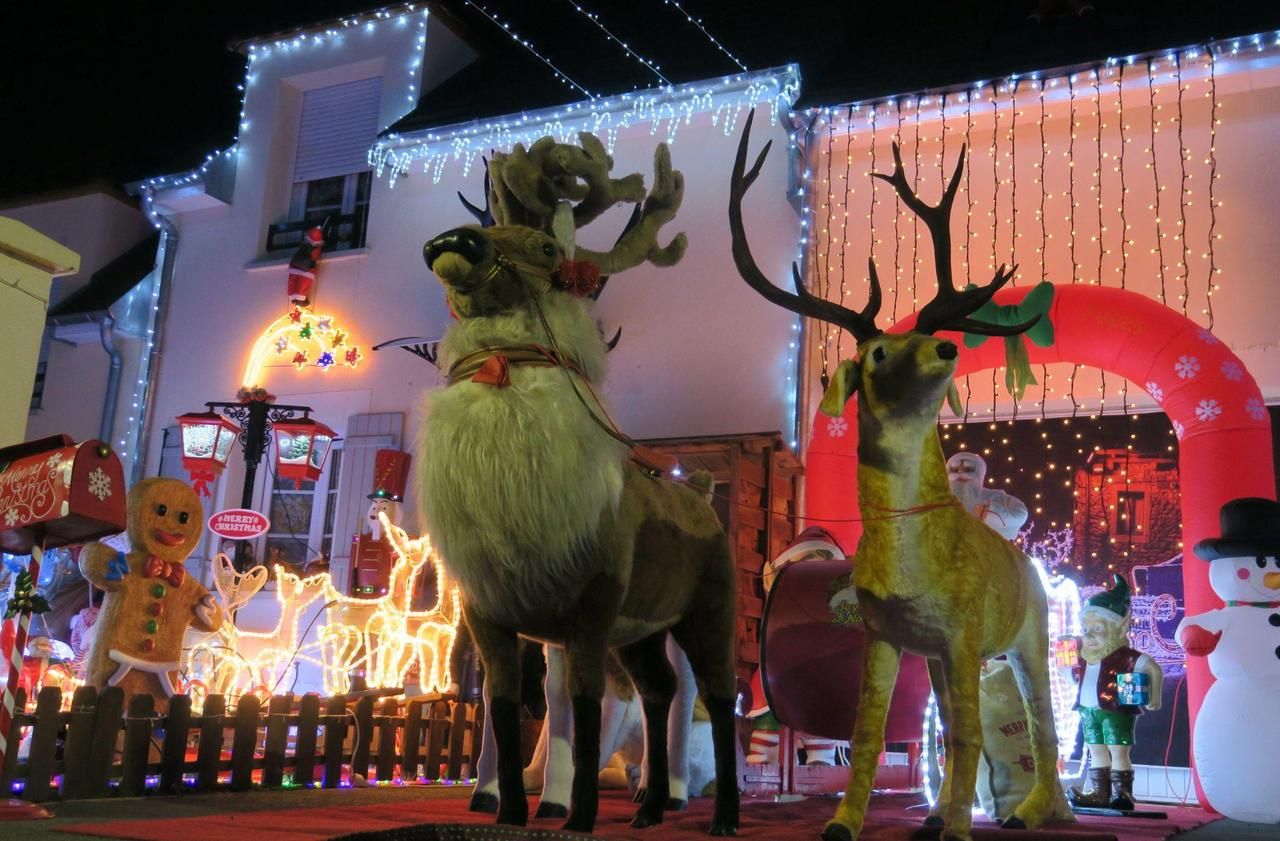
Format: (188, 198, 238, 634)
(1001, 816, 1027, 830)
(631, 810, 664, 829)
(497, 801, 528, 826)
(633, 787, 646, 804)
(923, 814, 944, 827)
(709, 820, 738, 837)
(821, 822, 853, 841)
(469, 791, 499, 813)
(667, 797, 688, 812)
(535, 801, 568, 819)
(562, 812, 595, 834)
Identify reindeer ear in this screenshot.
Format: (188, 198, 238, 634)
(819, 359, 861, 417)
(552, 201, 576, 259)
(945, 379, 963, 418)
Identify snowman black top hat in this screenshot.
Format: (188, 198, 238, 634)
(1193, 497, 1280, 561)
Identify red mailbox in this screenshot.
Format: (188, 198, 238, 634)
(0, 435, 127, 553)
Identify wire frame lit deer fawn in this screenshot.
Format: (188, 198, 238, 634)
(417, 133, 740, 836)
(730, 110, 1069, 841)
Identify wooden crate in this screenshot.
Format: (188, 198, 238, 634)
(638, 432, 802, 683)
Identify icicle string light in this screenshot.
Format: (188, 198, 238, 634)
(373, 66, 800, 185)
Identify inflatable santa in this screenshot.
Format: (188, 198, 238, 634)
(1178, 497, 1280, 823)
(946, 452, 1028, 540)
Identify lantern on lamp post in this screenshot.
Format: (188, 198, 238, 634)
(272, 416, 337, 489)
(174, 411, 241, 497)
(179, 394, 334, 570)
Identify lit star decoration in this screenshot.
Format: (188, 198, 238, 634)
(243, 309, 366, 387)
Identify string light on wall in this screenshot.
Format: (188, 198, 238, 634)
(662, 0, 748, 72)
(565, 1, 671, 87)
(462, 0, 595, 99)
(372, 65, 801, 185)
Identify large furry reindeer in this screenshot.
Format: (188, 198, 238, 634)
(730, 111, 1068, 841)
(418, 133, 739, 836)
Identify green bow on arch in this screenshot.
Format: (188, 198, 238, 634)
(961, 281, 1056, 400)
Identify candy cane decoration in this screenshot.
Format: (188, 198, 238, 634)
(0, 544, 42, 768)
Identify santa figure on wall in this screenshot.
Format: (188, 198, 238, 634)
(1177, 497, 1280, 823)
(1066, 574, 1163, 811)
(350, 449, 411, 598)
(286, 222, 326, 309)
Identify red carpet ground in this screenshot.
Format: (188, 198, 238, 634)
(57, 790, 1216, 841)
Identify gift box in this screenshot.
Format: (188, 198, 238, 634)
(1053, 637, 1079, 668)
(1116, 671, 1150, 706)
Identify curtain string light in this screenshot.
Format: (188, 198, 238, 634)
(1147, 57, 1169, 306)
(912, 94, 922, 310)
(1205, 46, 1220, 328)
(1175, 52, 1191, 317)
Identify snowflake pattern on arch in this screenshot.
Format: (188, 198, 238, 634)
(1196, 328, 1220, 345)
(1145, 381, 1164, 403)
(1174, 355, 1200, 380)
(826, 417, 848, 438)
(1245, 397, 1267, 422)
(1220, 361, 1244, 382)
(1195, 399, 1222, 423)
(1172, 419, 1185, 440)
(87, 467, 112, 502)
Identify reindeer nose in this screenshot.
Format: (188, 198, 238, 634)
(423, 228, 488, 269)
(936, 341, 958, 360)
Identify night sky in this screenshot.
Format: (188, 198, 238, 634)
(5, 1, 1280, 203)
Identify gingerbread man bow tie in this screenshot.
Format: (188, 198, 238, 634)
(144, 556, 187, 588)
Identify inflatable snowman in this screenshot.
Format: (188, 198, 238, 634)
(1177, 497, 1280, 823)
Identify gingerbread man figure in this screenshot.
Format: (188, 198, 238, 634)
(79, 478, 223, 710)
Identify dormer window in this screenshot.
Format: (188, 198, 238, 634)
(268, 76, 382, 254)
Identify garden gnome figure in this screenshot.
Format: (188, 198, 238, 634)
(947, 452, 1029, 540)
(1066, 574, 1162, 810)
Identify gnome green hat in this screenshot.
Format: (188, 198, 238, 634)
(1083, 573, 1131, 619)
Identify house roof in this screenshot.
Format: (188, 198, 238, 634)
(46, 232, 161, 320)
(385, 1, 1280, 138)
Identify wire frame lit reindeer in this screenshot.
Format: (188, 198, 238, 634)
(730, 110, 1069, 841)
(418, 132, 739, 836)
(319, 513, 461, 695)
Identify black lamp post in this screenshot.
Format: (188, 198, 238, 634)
(178, 395, 333, 571)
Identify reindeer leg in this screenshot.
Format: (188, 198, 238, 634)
(824, 635, 900, 841)
(535, 644, 573, 818)
(1004, 590, 1072, 829)
(924, 657, 954, 827)
(467, 613, 526, 826)
(469, 678, 500, 812)
(664, 635, 697, 810)
(562, 634, 609, 834)
(939, 641, 983, 841)
(671, 576, 739, 835)
(615, 631, 677, 828)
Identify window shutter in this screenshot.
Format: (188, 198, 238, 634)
(327, 412, 403, 594)
(292, 77, 383, 184)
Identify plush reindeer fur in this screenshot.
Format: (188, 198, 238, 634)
(418, 136, 739, 836)
(730, 110, 1066, 841)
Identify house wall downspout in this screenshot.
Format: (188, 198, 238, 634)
(131, 185, 178, 484)
(98, 313, 122, 443)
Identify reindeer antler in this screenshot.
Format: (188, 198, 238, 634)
(574, 141, 687, 274)
(873, 142, 1039, 337)
(730, 108, 883, 343)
